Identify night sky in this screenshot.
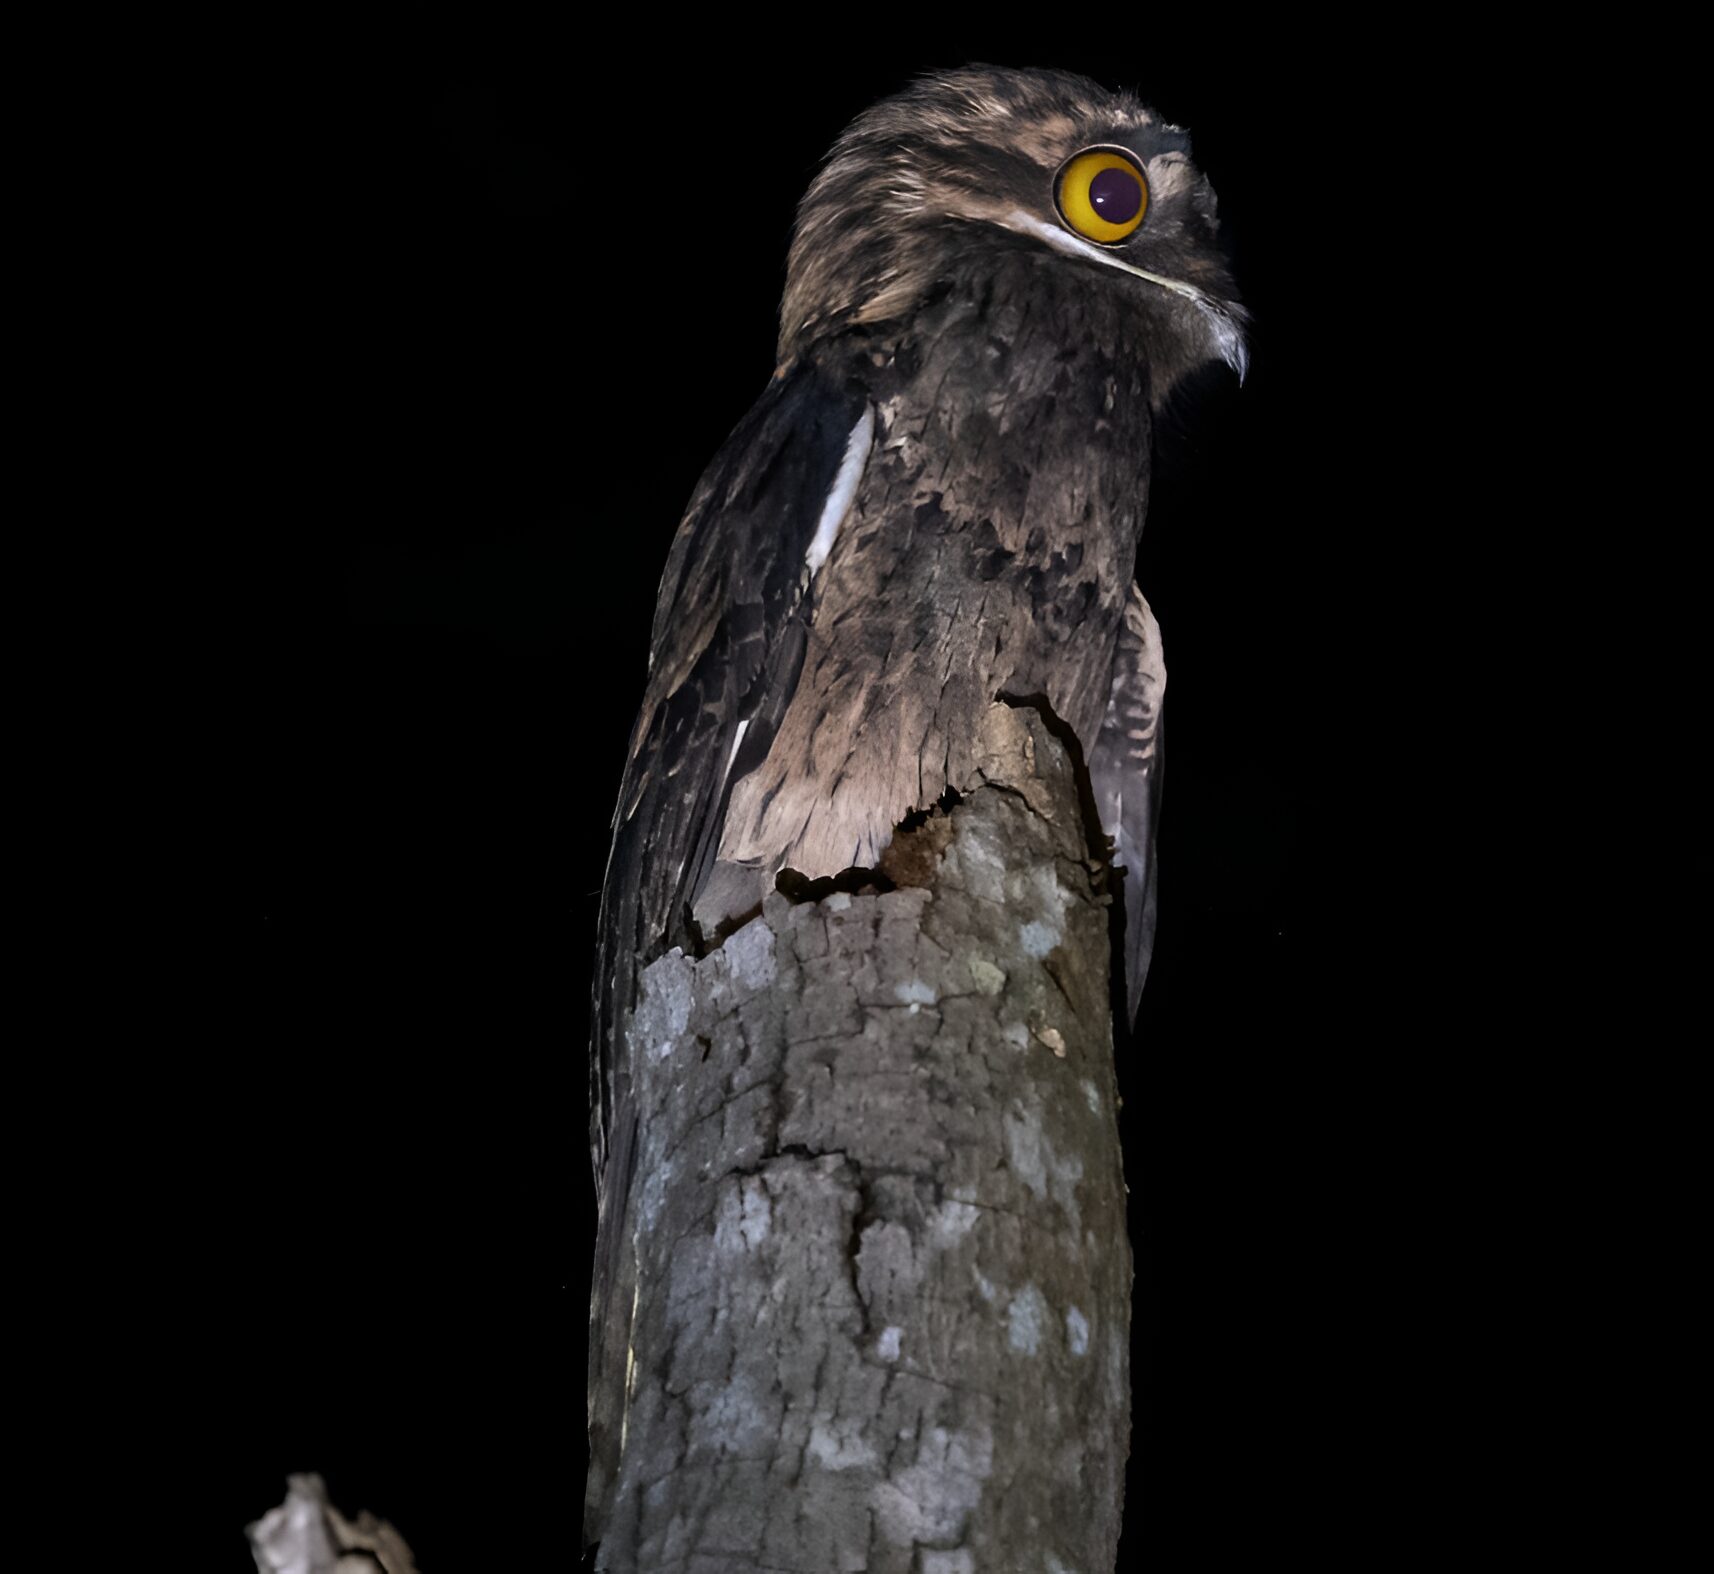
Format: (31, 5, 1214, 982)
(177, 32, 1445, 1568)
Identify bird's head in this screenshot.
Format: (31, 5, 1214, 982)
(779, 65, 1246, 404)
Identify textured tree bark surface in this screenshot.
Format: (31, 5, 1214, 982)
(594, 704, 1131, 1573)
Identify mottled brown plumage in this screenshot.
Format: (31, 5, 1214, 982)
(586, 65, 1244, 1534)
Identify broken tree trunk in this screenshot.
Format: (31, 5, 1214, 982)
(592, 703, 1133, 1572)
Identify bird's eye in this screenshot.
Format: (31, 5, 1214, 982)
(1055, 148, 1148, 245)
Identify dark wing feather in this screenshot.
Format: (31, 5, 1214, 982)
(585, 357, 870, 1537)
(1090, 583, 1167, 1025)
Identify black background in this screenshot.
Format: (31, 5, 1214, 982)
(173, 28, 1452, 1569)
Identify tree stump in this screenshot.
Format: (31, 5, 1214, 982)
(592, 703, 1132, 1572)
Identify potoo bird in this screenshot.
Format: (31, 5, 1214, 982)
(586, 63, 1244, 1513)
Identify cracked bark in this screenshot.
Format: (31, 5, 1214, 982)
(592, 704, 1131, 1573)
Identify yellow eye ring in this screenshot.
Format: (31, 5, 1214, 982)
(1055, 147, 1148, 245)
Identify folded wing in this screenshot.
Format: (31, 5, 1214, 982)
(586, 358, 872, 1534)
(1089, 583, 1167, 1025)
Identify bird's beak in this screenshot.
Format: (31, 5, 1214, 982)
(1001, 209, 1249, 383)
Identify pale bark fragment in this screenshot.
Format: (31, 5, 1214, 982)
(247, 1473, 419, 1574)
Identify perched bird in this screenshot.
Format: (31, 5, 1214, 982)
(585, 63, 1244, 1519)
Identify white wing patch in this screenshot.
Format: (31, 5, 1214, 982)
(723, 718, 751, 786)
(805, 405, 875, 576)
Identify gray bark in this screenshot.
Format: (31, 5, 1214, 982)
(594, 704, 1132, 1573)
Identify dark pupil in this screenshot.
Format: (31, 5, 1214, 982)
(1088, 166, 1142, 225)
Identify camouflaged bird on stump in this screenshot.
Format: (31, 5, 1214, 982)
(584, 65, 1244, 1570)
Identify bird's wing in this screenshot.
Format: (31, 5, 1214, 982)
(586, 356, 872, 1534)
(1089, 582, 1167, 1025)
